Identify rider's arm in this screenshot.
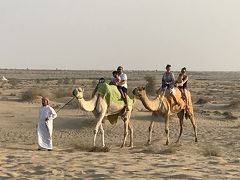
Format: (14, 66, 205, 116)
(116, 74, 127, 86)
(182, 75, 188, 84)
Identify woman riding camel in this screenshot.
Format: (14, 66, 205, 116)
(176, 67, 188, 102)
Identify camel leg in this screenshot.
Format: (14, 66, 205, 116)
(93, 113, 105, 147)
(147, 120, 154, 145)
(128, 121, 133, 148)
(121, 119, 129, 148)
(165, 115, 170, 145)
(99, 123, 105, 147)
(176, 110, 184, 143)
(189, 115, 198, 142)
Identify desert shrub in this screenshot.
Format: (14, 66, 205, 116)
(8, 78, 21, 87)
(92, 80, 98, 88)
(1, 97, 8, 101)
(72, 78, 77, 85)
(195, 97, 210, 104)
(63, 77, 72, 84)
(236, 123, 240, 128)
(203, 146, 222, 157)
(144, 76, 156, 96)
(159, 145, 177, 155)
(227, 101, 240, 109)
(89, 146, 110, 152)
(57, 79, 64, 85)
(35, 79, 41, 84)
(54, 88, 72, 98)
(223, 111, 238, 120)
(21, 88, 52, 101)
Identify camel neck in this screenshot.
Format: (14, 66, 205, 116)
(77, 95, 98, 112)
(139, 93, 162, 112)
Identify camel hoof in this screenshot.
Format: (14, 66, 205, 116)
(175, 140, 180, 144)
(128, 144, 133, 148)
(146, 141, 151, 146)
(165, 142, 169, 145)
(195, 138, 198, 142)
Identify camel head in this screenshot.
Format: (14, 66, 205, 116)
(72, 87, 84, 99)
(132, 86, 146, 99)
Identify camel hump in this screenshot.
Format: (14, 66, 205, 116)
(97, 83, 134, 106)
(97, 83, 121, 98)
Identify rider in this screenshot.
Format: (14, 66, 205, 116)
(109, 70, 120, 85)
(92, 77, 105, 97)
(162, 64, 179, 106)
(176, 67, 188, 102)
(116, 66, 129, 111)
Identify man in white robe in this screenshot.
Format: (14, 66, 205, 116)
(37, 97, 57, 151)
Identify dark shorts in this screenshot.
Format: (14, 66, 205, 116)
(118, 86, 127, 93)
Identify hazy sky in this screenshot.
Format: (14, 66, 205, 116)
(0, 0, 240, 71)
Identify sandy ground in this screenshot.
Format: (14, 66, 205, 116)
(0, 70, 240, 179)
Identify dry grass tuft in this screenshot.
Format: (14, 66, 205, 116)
(223, 111, 238, 120)
(159, 145, 178, 155)
(89, 146, 111, 152)
(8, 78, 21, 87)
(21, 88, 52, 102)
(54, 88, 72, 98)
(203, 146, 222, 157)
(235, 123, 240, 128)
(195, 97, 210, 104)
(227, 101, 240, 109)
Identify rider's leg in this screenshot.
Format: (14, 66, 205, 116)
(121, 87, 129, 111)
(170, 88, 180, 106)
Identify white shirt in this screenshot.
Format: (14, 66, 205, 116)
(119, 73, 128, 89)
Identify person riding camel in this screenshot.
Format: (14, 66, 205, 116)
(162, 64, 179, 106)
(115, 66, 129, 111)
(109, 70, 120, 85)
(176, 67, 188, 103)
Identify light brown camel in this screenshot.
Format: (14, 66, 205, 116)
(72, 83, 134, 148)
(132, 86, 197, 145)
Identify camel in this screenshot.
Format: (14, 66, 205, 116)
(132, 86, 198, 145)
(72, 82, 134, 148)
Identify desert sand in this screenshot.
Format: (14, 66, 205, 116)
(0, 69, 240, 179)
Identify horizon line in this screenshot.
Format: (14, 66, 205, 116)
(0, 68, 240, 72)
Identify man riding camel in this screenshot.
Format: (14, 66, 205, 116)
(115, 66, 129, 111)
(161, 64, 179, 106)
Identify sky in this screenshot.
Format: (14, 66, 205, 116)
(0, 0, 240, 71)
